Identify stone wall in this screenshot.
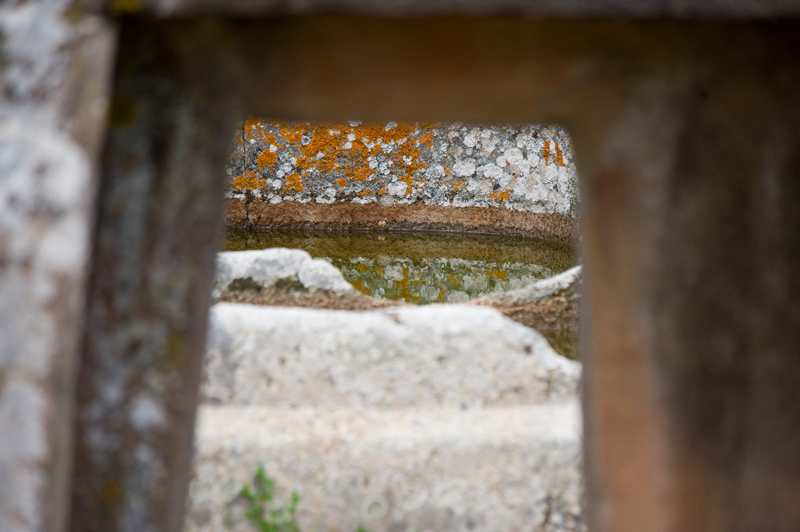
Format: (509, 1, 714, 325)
(227, 121, 578, 217)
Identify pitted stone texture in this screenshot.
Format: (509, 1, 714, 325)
(186, 404, 583, 532)
(228, 122, 578, 217)
(202, 303, 580, 408)
(214, 248, 355, 297)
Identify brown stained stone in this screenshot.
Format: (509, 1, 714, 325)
(227, 198, 579, 246)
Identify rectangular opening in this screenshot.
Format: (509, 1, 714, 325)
(186, 119, 584, 532)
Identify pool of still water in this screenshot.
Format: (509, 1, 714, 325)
(224, 230, 578, 304)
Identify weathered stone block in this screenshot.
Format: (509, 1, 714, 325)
(228, 121, 578, 217)
(187, 404, 583, 532)
(215, 249, 355, 297)
(202, 304, 580, 408)
(189, 302, 582, 532)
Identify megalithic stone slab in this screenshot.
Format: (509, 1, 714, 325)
(188, 302, 583, 532)
(69, 17, 245, 532)
(202, 304, 580, 409)
(189, 403, 584, 532)
(0, 2, 115, 532)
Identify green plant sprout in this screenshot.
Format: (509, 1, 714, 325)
(240, 466, 383, 532)
(240, 466, 300, 532)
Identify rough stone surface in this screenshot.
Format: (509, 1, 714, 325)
(211, 243, 581, 357)
(188, 404, 583, 532)
(202, 303, 580, 408)
(189, 302, 583, 532)
(229, 122, 578, 217)
(214, 248, 355, 297)
(0, 2, 115, 532)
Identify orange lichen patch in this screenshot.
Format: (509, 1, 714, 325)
(244, 119, 284, 149)
(417, 131, 435, 149)
(336, 178, 347, 188)
(444, 166, 451, 176)
(357, 189, 373, 196)
(453, 181, 465, 191)
(244, 118, 261, 134)
(485, 270, 508, 281)
(354, 264, 370, 273)
(542, 140, 565, 166)
(378, 186, 387, 195)
(277, 123, 304, 144)
(256, 149, 277, 168)
(490, 189, 511, 201)
(242, 120, 434, 196)
(234, 170, 266, 191)
(448, 274, 460, 285)
(348, 164, 372, 183)
(282, 173, 304, 193)
(375, 266, 383, 276)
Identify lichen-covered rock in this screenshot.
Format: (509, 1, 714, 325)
(202, 303, 580, 408)
(214, 248, 355, 297)
(187, 303, 584, 532)
(228, 121, 578, 216)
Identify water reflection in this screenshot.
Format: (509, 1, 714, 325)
(224, 230, 577, 304)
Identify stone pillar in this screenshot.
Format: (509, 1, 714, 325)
(0, 2, 115, 532)
(69, 18, 243, 532)
(577, 22, 800, 532)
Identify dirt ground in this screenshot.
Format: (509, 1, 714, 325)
(216, 288, 401, 311)
(474, 295, 580, 360)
